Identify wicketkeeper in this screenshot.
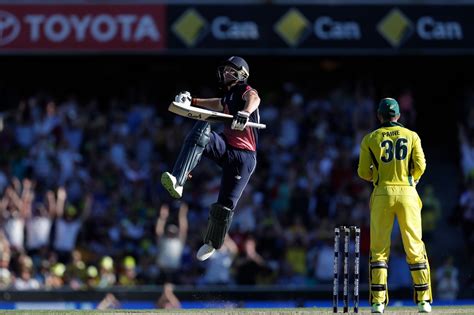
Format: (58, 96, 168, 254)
(161, 56, 261, 261)
(357, 98, 432, 314)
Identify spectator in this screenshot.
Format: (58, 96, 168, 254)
(14, 100, 35, 149)
(458, 124, 474, 181)
(52, 188, 92, 263)
(66, 250, 87, 290)
(200, 235, 238, 285)
(120, 206, 146, 254)
(436, 256, 459, 301)
(233, 237, 266, 285)
(136, 251, 159, 284)
(60, 98, 83, 152)
(34, 100, 61, 139)
(97, 293, 121, 310)
(0, 231, 13, 289)
(397, 88, 416, 128)
(86, 266, 99, 289)
(0, 268, 13, 289)
(309, 237, 334, 284)
(2, 178, 32, 252)
(420, 185, 442, 244)
(232, 190, 257, 234)
(56, 139, 82, 185)
(13, 254, 40, 290)
(118, 256, 137, 286)
(156, 282, 181, 309)
(156, 202, 188, 283)
(45, 263, 66, 289)
(388, 243, 412, 290)
(456, 181, 474, 290)
(25, 187, 56, 261)
(284, 236, 307, 281)
(98, 256, 116, 288)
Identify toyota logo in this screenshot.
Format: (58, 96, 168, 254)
(0, 11, 20, 46)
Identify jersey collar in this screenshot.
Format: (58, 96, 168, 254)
(230, 82, 244, 91)
(380, 121, 404, 128)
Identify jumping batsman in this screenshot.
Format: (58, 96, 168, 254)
(161, 56, 260, 261)
(357, 98, 432, 313)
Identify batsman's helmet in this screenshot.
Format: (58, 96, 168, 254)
(217, 56, 250, 87)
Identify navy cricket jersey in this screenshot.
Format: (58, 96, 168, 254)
(221, 83, 260, 151)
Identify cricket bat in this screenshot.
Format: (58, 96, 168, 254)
(168, 101, 266, 129)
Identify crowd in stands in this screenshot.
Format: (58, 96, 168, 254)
(0, 81, 464, 301)
(453, 88, 474, 295)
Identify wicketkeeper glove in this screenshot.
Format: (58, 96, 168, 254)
(231, 110, 250, 131)
(175, 91, 192, 106)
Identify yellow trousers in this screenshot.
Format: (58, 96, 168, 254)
(369, 186, 432, 304)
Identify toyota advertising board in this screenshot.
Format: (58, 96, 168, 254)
(0, 5, 166, 52)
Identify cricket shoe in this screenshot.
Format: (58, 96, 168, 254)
(371, 303, 384, 313)
(418, 301, 432, 313)
(196, 242, 216, 261)
(161, 172, 183, 199)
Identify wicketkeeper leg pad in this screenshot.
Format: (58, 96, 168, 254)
(370, 260, 389, 305)
(203, 203, 234, 249)
(172, 121, 211, 186)
(409, 262, 432, 303)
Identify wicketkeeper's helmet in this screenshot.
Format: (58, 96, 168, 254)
(217, 56, 250, 87)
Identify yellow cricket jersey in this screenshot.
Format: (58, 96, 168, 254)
(358, 121, 426, 189)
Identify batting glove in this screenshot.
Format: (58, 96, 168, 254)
(175, 91, 192, 106)
(231, 111, 250, 131)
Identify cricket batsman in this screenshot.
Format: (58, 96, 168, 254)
(357, 98, 432, 313)
(161, 56, 261, 261)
